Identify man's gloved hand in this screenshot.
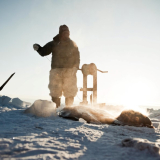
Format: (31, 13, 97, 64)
(33, 44, 39, 51)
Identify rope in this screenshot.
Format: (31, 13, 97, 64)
(45, 57, 51, 62)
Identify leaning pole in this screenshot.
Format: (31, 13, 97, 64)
(0, 73, 15, 91)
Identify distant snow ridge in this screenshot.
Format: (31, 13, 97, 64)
(148, 108, 160, 120)
(122, 138, 160, 155)
(0, 95, 31, 109)
(0, 95, 11, 105)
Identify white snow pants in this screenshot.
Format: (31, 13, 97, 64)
(48, 68, 78, 98)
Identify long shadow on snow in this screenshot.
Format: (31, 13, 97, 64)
(78, 123, 160, 160)
(0, 108, 88, 159)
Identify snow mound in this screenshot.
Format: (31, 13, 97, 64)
(148, 108, 160, 120)
(24, 100, 57, 117)
(0, 95, 31, 109)
(0, 96, 11, 105)
(122, 138, 160, 155)
(10, 98, 31, 108)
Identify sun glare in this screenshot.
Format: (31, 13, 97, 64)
(97, 76, 151, 115)
(120, 80, 151, 116)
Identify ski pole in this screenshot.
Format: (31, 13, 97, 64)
(0, 73, 15, 91)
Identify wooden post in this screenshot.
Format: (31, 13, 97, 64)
(93, 70, 97, 104)
(79, 63, 107, 106)
(83, 74, 88, 105)
(90, 94, 93, 105)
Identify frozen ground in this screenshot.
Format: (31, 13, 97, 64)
(0, 96, 160, 160)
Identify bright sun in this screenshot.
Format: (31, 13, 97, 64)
(121, 79, 152, 115)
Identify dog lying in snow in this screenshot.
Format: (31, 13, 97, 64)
(59, 105, 115, 124)
(59, 106, 153, 128)
(24, 100, 153, 128)
(116, 110, 152, 128)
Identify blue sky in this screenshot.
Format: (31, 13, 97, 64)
(0, 0, 160, 106)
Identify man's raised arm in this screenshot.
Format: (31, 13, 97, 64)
(33, 41, 53, 56)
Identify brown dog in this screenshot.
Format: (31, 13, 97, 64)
(59, 107, 153, 128)
(59, 105, 115, 124)
(117, 110, 153, 128)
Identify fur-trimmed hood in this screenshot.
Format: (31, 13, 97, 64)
(53, 34, 70, 43)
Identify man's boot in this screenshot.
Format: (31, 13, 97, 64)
(52, 97, 61, 108)
(65, 97, 74, 107)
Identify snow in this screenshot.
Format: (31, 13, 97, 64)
(122, 138, 160, 155)
(0, 95, 30, 109)
(24, 100, 57, 117)
(0, 96, 160, 159)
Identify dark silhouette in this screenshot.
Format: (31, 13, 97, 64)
(0, 73, 15, 91)
(33, 25, 80, 108)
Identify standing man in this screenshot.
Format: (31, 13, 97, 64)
(33, 25, 80, 108)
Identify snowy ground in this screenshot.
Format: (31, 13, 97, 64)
(0, 96, 160, 160)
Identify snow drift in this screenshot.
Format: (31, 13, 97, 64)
(24, 99, 57, 117)
(122, 138, 160, 155)
(0, 95, 30, 109)
(0, 96, 160, 159)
